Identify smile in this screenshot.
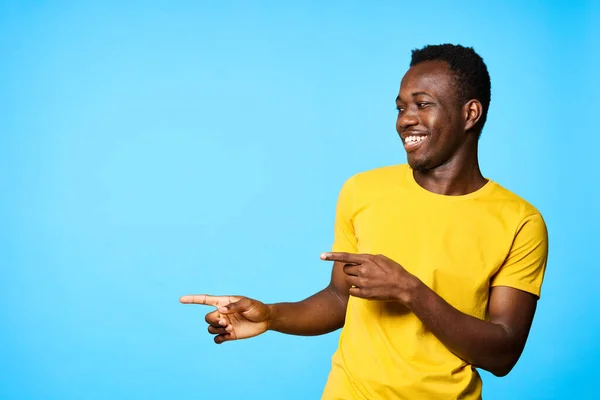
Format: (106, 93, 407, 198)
(403, 135, 428, 151)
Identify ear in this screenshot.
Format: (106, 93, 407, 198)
(463, 99, 483, 132)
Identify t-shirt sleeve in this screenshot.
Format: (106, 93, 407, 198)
(332, 177, 358, 253)
(490, 212, 549, 297)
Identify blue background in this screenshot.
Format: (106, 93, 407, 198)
(1, 1, 598, 399)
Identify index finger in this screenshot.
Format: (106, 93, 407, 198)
(320, 252, 367, 264)
(179, 295, 239, 307)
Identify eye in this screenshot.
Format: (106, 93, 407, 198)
(396, 106, 405, 114)
(417, 102, 431, 108)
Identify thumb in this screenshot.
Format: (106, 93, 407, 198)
(219, 297, 253, 315)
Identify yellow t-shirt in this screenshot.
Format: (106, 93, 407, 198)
(321, 164, 548, 400)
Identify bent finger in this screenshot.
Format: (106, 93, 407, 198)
(349, 286, 367, 298)
(205, 310, 228, 327)
(345, 275, 360, 288)
(208, 325, 233, 335)
(214, 333, 235, 344)
(343, 264, 361, 276)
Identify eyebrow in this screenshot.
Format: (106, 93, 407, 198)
(396, 91, 434, 103)
(411, 91, 433, 98)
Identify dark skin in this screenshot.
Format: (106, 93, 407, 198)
(180, 60, 538, 377)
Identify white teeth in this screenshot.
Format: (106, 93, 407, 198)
(405, 135, 426, 144)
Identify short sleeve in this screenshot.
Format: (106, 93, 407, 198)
(490, 212, 549, 297)
(332, 177, 358, 253)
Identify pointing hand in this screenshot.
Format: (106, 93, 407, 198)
(179, 295, 271, 344)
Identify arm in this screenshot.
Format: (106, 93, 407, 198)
(321, 248, 544, 377)
(321, 212, 547, 376)
(180, 260, 351, 343)
(408, 283, 537, 376)
(268, 261, 350, 335)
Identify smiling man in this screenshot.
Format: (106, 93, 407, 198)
(180, 44, 548, 399)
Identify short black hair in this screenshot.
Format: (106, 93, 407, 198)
(410, 44, 491, 137)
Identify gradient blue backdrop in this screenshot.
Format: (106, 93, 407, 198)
(2, 1, 599, 399)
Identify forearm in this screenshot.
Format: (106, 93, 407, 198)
(267, 287, 347, 336)
(408, 282, 517, 376)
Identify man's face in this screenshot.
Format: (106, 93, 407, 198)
(395, 61, 466, 171)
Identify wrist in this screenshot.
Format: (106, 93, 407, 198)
(397, 275, 425, 307)
(266, 303, 279, 332)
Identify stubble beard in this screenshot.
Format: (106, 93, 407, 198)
(408, 155, 432, 173)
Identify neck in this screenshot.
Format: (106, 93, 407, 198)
(412, 148, 487, 196)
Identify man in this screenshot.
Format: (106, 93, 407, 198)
(180, 44, 548, 399)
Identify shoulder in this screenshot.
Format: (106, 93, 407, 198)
(486, 181, 547, 234)
(343, 164, 408, 189)
(335, 164, 408, 212)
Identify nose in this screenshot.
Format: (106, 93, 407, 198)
(396, 107, 419, 131)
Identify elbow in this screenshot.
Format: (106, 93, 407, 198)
(490, 364, 513, 378)
(486, 355, 519, 377)
(485, 325, 527, 377)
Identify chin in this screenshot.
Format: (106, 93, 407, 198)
(407, 156, 431, 172)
